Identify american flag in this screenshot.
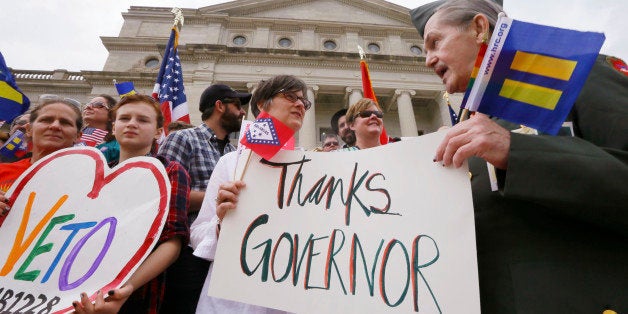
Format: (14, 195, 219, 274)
(80, 127, 108, 147)
(152, 26, 190, 133)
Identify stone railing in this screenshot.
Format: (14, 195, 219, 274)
(12, 69, 85, 81)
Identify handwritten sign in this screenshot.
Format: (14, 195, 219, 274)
(209, 132, 480, 313)
(0, 147, 170, 314)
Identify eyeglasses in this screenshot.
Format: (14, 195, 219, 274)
(84, 101, 109, 110)
(356, 110, 383, 119)
(276, 89, 312, 110)
(323, 141, 339, 147)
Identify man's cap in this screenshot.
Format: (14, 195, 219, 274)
(330, 108, 348, 134)
(199, 84, 252, 113)
(410, 0, 445, 38)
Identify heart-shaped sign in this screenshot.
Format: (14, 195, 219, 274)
(0, 147, 170, 313)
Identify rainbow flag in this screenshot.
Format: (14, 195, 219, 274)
(465, 15, 604, 134)
(459, 42, 488, 115)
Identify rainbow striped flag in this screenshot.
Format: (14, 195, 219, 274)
(459, 42, 488, 114)
(465, 15, 604, 134)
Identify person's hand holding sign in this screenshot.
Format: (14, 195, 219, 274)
(71, 286, 133, 314)
(215, 180, 246, 235)
(0, 190, 10, 217)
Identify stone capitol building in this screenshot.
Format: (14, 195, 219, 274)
(14, 0, 462, 148)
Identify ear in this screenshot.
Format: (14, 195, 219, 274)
(349, 121, 356, 131)
(111, 121, 116, 134)
(25, 123, 33, 138)
(74, 131, 83, 144)
(215, 100, 226, 114)
(257, 101, 265, 113)
(154, 127, 163, 140)
(471, 14, 490, 44)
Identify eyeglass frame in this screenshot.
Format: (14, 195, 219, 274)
(323, 140, 340, 147)
(84, 101, 109, 110)
(274, 89, 312, 110)
(355, 110, 384, 119)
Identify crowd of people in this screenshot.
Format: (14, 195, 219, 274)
(0, 0, 626, 313)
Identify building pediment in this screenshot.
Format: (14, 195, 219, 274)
(198, 0, 411, 27)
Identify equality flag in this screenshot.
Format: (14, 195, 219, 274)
(239, 111, 295, 160)
(115, 81, 137, 97)
(0, 130, 28, 159)
(465, 15, 604, 134)
(359, 56, 389, 144)
(80, 127, 108, 147)
(0, 51, 30, 124)
(152, 26, 190, 133)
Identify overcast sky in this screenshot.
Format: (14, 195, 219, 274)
(2, 0, 626, 72)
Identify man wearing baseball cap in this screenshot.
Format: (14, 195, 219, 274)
(158, 83, 251, 313)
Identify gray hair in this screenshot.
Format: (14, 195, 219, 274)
(434, 0, 504, 35)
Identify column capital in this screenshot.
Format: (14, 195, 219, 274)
(307, 85, 319, 98)
(394, 89, 417, 96)
(345, 86, 362, 94)
(246, 82, 258, 92)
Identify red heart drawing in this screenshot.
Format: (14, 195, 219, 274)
(0, 147, 169, 313)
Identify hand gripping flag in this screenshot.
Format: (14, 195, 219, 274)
(0, 51, 30, 123)
(465, 15, 604, 134)
(239, 111, 295, 160)
(152, 26, 190, 133)
(114, 81, 137, 97)
(358, 46, 389, 144)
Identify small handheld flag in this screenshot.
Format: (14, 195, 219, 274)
(0, 51, 30, 123)
(239, 111, 295, 160)
(152, 9, 190, 135)
(80, 127, 108, 147)
(0, 130, 28, 159)
(358, 46, 389, 144)
(114, 80, 137, 97)
(465, 14, 604, 134)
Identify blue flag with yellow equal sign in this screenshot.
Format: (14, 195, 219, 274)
(465, 15, 605, 135)
(0, 51, 30, 123)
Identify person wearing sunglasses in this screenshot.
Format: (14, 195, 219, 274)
(337, 98, 384, 151)
(81, 94, 121, 162)
(322, 133, 340, 152)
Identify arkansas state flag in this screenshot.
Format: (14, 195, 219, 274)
(239, 111, 294, 160)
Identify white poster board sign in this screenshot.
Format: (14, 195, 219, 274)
(0, 147, 170, 313)
(209, 132, 480, 313)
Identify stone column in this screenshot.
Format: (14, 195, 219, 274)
(437, 91, 451, 127)
(245, 82, 258, 121)
(345, 87, 363, 107)
(395, 89, 418, 137)
(299, 85, 319, 149)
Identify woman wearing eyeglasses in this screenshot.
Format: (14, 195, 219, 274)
(190, 75, 309, 314)
(82, 95, 120, 162)
(336, 98, 384, 151)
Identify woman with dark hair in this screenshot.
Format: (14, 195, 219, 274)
(190, 75, 309, 313)
(82, 94, 120, 162)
